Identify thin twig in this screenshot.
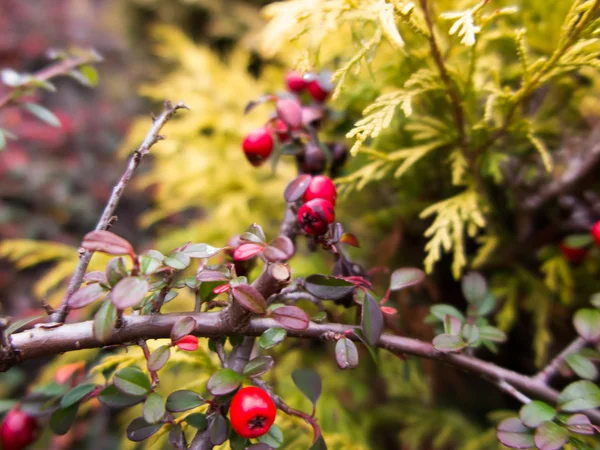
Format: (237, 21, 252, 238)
(214, 340, 228, 368)
(139, 339, 160, 388)
(534, 337, 587, 385)
(497, 380, 532, 404)
(49, 100, 188, 323)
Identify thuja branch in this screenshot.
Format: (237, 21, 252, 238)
(7, 313, 600, 425)
(49, 100, 188, 324)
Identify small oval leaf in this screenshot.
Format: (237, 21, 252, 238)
(558, 380, 600, 412)
(362, 293, 384, 346)
(207, 368, 243, 396)
(573, 308, 600, 342)
(175, 335, 199, 351)
(243, 356, 275, 378)
(534, 421, 569, 450)
(259, 327, 287, 349)
(68, 283, 108, 309)
(390, 268, 425, 291)
(82, 230, 133, 256)
(263, 236, 295, 262)
(113, 366, 151, 397)
(143, 393, 166, 424)
(50, 404, 79, 435)
(148, 345, 171, 372)
(111, 277, 149, 310)
(232, 284, 267, 314)
(335, 337, 359, 369)
(166, 390, 204, 412)
(304, 275, 355, 300)
(234, 243, 264, 261)
(60, 383, 97, 409)
(519, 401, 556, 428)
(433, 334, 467, 352)
(496, 417, 535, 449)
(98, 384, 145, 408)
(127, 417, 161, 442)
(284, 174, 311, 202)
(93, 299, 116, 342)
(291, 368, 321, 406)
(183, 243, 223, 259)
(171, 316, 197, 343)
(271, 305, 310, 331)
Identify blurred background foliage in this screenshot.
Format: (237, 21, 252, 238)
(1, 0, 600, 449)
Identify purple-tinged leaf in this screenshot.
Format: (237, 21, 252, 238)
(127, 417, 161, 442)
(243, 224, 266, 243)
(232, 284, 267, 314)
(461, 272, 487, 304)
(171, 317, 197, 343)
(573, 308, 600, 342)
(147, 345, 170, 372)
(432, 334, 467, 352)
(169, 424, 186, 449)
(207, 368, 243, 396)
(496, 418, 535, 449)
(209, 414, 228, 445)
(339, 233, 360, 248)
(390, 268, 425, 291)
(234, 243, 264, 261)
(271, 305, 310, 331)
(283, 174, 312, 202)
(246, 444, 273, 450)
(143, 393, 165, 424)
(566, 414, 595, 435)
(276, 98, 302, 129)
(68, 283, 107, 309)
(83, 271, 108, 284)
(196, 270, 229, 282)
(259, 328, 287, 349)
(291, 368, 321, 406)
(93, 299, 116, 342)
(182, 243, 223, 259)
(443, 314, 462, 335)
(82, 230, 134, 256)
(430, 304, 465, 322)
(304, 274, 355, 300)
(558, 380, 600, 412)
(335, 337, 359, 369)
(332, 223, 344, 242)
(362, 293, 384, 346)
(111, 276, 149, 310)
(243, 356, 275, 378)
(534, 421, 569, 450)
(519, 401, 556, 428)
(166, 390, 204, 412)
(263, 236, 295, 262)
(113, 366, 151, 397)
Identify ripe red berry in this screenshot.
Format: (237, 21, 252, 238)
(285, 71, 306, 92)
(297, 198, 335, 235)
(303, 175, 337, 205)
(560, 242, 588, 264)
(0, 408, 39, 450)
(592, 221, 600, 245)
(229, 387, 276, 439)
(242, 127, 274, 167)
(307, 79, 330, 102)
(271, 118, 291, 144)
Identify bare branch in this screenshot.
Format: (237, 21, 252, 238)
(496, 380, 532, 405)
(49, 101, 188, 323)
(534, 337, 588, 385)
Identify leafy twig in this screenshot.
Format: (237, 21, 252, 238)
(534, 337, 587, 385)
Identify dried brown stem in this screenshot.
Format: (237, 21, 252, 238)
(49, 101, 188, 324)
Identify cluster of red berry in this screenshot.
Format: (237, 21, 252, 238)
(241, 70, 347, 176)
(297, 175, 337, 235)
(560, 220, 600, 263)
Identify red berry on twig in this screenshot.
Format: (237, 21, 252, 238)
(229, 387, 276, 439)
(0, 408, 39, 450)
(297, 198, 335, 235)
(303, 175, 337, 205)
(242, 127, 274, 167)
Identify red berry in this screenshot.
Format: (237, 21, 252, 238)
(297, 198, 335, 235)
(296, 142, 326, 175)
(271, 119, 291, 144)
(592, 221, 600, 245)
(560, 242, 588, 263)
(307, 79, 330, 102)
(276, 98, 303, 130)
(242, 127, 274, 167)
(285, 71, 306, 92)
(229, 387, 276, 439)
(0, 408, 39, 450)
(303, 175, 337, 205)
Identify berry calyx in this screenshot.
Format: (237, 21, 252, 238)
(229, 386, 276, 439)
(297, 198, 335, 235)
(303, 175, 337, 205)
(285, 71, 307, 92)
(242, 127, 274, 167)
(592, 221, 600, 245)
(0, 408, 39, 450)
(560, 241, 588, 264)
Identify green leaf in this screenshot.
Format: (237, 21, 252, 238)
(462, 323, 480, 345)
(186, 413, 208, 430)
(430, 304, 465, 322)
(461, 272, 487, 304)
(257, 423, 284, 448)
(259, 327, 287, 349)
(23, 103, 60, 127)
(432, 333, 467, 352)
(232, 284, 267, 314)
(50, 404, 79, 435)
(97, 384, 145, 408)
(182, 243, 223, 258)
(209, 414, 228, 445)
(60, 383, 97, 409)
(309, 435, 328, 450)
(565, 353, 598, 380)
(362, 293, 384, 346)
(443, 314, 462, 335)
(0, 400, 17, 413)
(389, 268, 425, 291)
(164, 252, 191, 270)
(496, 417, 535, 449)
(111, 276, 149, 310)
(4, 314, 45, 336)
(564, 234, 593, 248)
(147, 345, 170, 372)
(291, 368, 321, 406)
(304, 274, 355, 300)
(243, 356, 275, 378)
(479, 325, 507, 343)
(558, 380, 600, 412)
(573, 308, 600, 341)
(93, 300, 117, 342)
(79, 65, 99, 87)
(126, 417, 162, 442)
(335, 337, 359, 369)
(140, 255, 162, 275)
(143, 392, 165, 424)
(534, 421, 568, 450)
(113, 366, 151, 397)
(171, 316, 197, 343)
(475, 293, 496, 316)
(519, 401, 556, 428)
(207, 368, 243, 396)
(166, 390, 204, 412)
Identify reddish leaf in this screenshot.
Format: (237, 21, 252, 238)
(335, 337, 359, 369)
(271, 305, 310, 330)
(381, 306, 398, 316)
(232, 284, 267, 314)
(196, 270, 229, 282)
(283, 174, 312, 202)
(175, 335, 199, 351)
(171, 317, 197, 342)
(83, 271, 108, 284)
(233, 243, 264, 261)
(82, 230, 134, 256)
(339, 233, 360, 248)
(212, 283, 231, 294)
(111, 276, 149, 310)
(362, 293, 384, 346)
(263, 236, 295, 262)
(68, 283, 107, 309)
(276, 98, 302, 129)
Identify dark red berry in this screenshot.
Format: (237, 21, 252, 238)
(560, 242, 588, 263)
(303, 175, 337, 205)
(330, 142, 348, 167)
(285, 71, 307, 92)
(229, 387, 276, 439)
(0, 408, 39, 450)
(296, 142, 326, 174)
(307, 79, 330, 102)
(592, 221, 600, 245)
(276, 98, 303, 130)
(297, 198, 335, 235)
(242, 127, 274, 167)
(271, 118, 291, 144)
